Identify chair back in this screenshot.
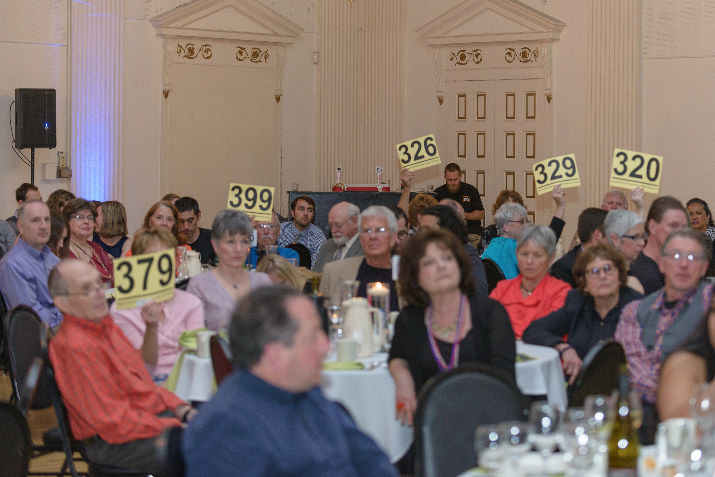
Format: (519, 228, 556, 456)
(414, 363, 529, 477)
(286, 242, 312, 269)
(0, 402, 32, 477)
(0, 291, 10, 373)
(7, 305, 53, 409)
(161, 426, 185, 477)
(209, 334, 233, 385)
(482, 258, 505, 292)
(569, 339, 626, 407)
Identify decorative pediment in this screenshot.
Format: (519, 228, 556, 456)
(417, 0, 565, 45)
(151, 0, 303, 44)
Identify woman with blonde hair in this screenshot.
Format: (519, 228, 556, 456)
(94, 200, 132, 258)
(111, 227, 204, 383)
(256, 254, 318, 291)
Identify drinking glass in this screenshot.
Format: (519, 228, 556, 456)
(529, 401, 561, 458)
(341, 280, 360, 302)
(583, 394, 613, 454)
(556, 422, 595, 473)
(327, 303, 344, 342)
(474, 424, 502, 472)
(690, 382, 715, 453)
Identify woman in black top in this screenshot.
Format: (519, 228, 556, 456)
(522, 244, 642, 384)
(389, 228, 515, 425)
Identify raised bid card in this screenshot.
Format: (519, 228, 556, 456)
(395, 134, 441, 172)
(113, 249, 175, 310)
(533, 154, 581, 195)
(227, 183, 274, 222)
(610, 148, 662, 194)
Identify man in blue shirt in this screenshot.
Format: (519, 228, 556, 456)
(277, 195, 326, 269)
(0, 200, 62, 328)
(246, 211, 299, 268)
(183, 286, 396, 477)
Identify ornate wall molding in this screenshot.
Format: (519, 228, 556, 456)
(152, 0, 302, 99)
(505, 47, 538, 63)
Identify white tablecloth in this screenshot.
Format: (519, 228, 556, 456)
(321, 353, 413, 463)
(515, 341, 568, 410)
(171, 342, 567, 463)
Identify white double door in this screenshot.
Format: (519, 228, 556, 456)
(444, 78, 552, 225)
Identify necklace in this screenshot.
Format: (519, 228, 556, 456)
(426, 294, 466, 372)
(520, 282, 536, 296)
(431, 320, 457, 339)
(217, 268, 244, 290)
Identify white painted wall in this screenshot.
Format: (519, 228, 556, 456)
(0, 0, 712, 240)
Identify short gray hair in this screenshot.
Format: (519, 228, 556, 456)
(494, 202, 528, 234)
(211, 209, 253, 241)
(345, 202, 360, 219)
(358, 206, 397, 234)
(604, 210, 644, 246)
(602, 190, 628, 209)
(229, 286, 302, 369)
(662, 227, 712, 262)
(17, 199, 46, 222)
(517, 225, 557, 257)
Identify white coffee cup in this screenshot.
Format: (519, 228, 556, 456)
(336, 338, 358, 362)
(196, 330, 215, 359)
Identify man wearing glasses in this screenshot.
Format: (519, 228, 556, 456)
(313, 202, 363, 273)
(320, 206, 399, 311)
(48, 259, 196, 475)
(246, 211, 299, 269)
(616, 227, 713, 444)
(0, 200, 62, 328)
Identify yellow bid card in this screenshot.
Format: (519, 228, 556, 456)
(610, 148, 663, 194)
(533, 154, 581, 195)
(113, 249, 175, 310)
(395, 134, 442, 171)
(227, 183, 274, 222)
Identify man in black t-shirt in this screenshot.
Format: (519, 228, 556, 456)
(175, 196, 216, 265)
(433, 163, 484, 247)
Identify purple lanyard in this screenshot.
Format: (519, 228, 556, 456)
(426, 294, 466, 372)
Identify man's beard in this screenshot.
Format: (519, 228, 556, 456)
(333, 234, 348, 246)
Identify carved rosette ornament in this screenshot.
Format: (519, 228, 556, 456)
(449, 48, 483, 65)
(177, 43, 213, 59)
(236, 46, 270, 63)
(505, 47, 539, 63)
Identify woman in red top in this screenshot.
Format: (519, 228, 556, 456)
(489, 225, 570, 338)
(64, 198, 114, 286)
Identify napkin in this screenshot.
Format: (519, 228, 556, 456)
(322, 361, 365, 371)
(516, 353, 537, 362)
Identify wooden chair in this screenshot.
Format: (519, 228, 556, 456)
(209, 334, 233, 385)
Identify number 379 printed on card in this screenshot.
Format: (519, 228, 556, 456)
(113, 250, 175, 310)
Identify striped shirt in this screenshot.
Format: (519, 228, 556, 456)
(277, 222, 326, 269)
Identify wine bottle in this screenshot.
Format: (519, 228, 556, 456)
(608, 364, 639, 476)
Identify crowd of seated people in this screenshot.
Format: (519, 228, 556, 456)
(2, 171, 715, 473)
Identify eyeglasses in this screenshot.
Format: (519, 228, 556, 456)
(60, 281, 105, 297)
(663, 251, 706, 263)
(329, 220, 349, 230)
(258, 224, 274, 230)
(71, 215, 94, 222)
(397, 230, 409, 239)
(361, 227, 388, 235)
(621, 233, 647, 242)
(587, 263, 617, 277)
(508, 219, 526, 225)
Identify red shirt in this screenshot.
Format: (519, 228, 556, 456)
(489, 274, 570, 338)
(49, 314, 185, 443)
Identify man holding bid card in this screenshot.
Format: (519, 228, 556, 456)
(433, 163, 485, 247)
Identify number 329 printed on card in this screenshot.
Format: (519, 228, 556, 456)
(113, 249, 175, 310)
(610, 149, 662, 194)
(227, 183, 274, 222)
(395, 134, 441, 172)
(533, 154, 581, 195)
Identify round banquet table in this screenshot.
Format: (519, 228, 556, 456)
(321, 353, 413, 463)
(169, 342, 567, 464)
(515, 341, 568, 411)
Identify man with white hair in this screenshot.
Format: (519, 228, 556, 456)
(320, 206, 399, 311)
(313, 202, 363, 273)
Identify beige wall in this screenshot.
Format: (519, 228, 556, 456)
(0, 0, 712, 239)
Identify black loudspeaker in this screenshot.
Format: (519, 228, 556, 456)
(14, 88, 56, 149)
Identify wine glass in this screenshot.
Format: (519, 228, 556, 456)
(529, 401, 561, 459)
(474, 424, 502, 472)
(583, 394, 613, 455)
(690, 382, 715, 453)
